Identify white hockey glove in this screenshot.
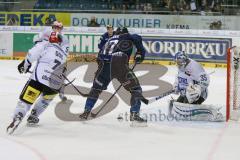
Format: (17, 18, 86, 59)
(186, 84, 201, 103)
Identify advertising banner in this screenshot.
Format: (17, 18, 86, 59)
(155, 15, 238, 30)
(66, 34, 101, 53)
(71, 13, 240, 30)
(71, 13, 161, 28)
(0, 32, 13, 58)
(13, 33, 101, 56)
(13, 33, 35, 57)
(143, 36, 232, 62)
(0, 12, 71, 26)
(12, 32, 231, 62)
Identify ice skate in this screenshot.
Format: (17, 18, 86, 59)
(6, 112, 23, 135)
(130, 112, 147, 127)
(79, 110, 91, 120)
(27, 109, 40, 125)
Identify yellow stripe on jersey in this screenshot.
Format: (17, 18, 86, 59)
(43, 94, 57, 100)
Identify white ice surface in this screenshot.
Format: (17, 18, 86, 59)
(0, 60, 239, 160)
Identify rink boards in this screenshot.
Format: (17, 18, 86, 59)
(0, 26, 239, 68)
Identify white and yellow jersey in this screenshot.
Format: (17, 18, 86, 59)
(27, 43, 68, 90)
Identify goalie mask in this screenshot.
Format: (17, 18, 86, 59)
(174, 51, 189, 70)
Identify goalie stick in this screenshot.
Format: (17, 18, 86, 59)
(145, 90, 175, 104)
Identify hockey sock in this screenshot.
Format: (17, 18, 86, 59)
(32, 96, 52, 117)
(85, 97, 97, 111)
(130, 100, 141, 113)
(13, 100, 31, 119)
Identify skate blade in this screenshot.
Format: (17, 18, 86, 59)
(6, 127, 15, 135)
(6, 121, 22, 135)
(26, 123, 40, 127)
(130, 121, 148, 127)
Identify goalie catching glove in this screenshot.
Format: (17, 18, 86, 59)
(186, 84, 201, 103)
(18, 59, 32, 74)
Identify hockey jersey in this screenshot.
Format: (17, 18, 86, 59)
(98, 32, 114, 51)
(27, 43, 68, 90)
(99, 33, 145, 61)
(174, 58, 210, 99)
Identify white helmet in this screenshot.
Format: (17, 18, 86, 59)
(52, 21, 63, 30)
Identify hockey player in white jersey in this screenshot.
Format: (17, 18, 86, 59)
(7, 32, 69, 134)
(169, 51, 223, 121)
(32, 20, 69, 100)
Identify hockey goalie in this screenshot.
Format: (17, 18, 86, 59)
(169, 51, 224, 122)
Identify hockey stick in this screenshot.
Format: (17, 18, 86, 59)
(90, 62, 139, 118)
(145, 89, 175, 104)
(28, 70, 75, 88)
(208, 70, 215, 76)
(28, 70, 89, 97)
(61, 74, 89, 97)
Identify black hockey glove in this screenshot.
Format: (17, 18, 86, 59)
(134, 52, 144, 64)
(18, 59, 31, 74)
(17, 60, 25, 73)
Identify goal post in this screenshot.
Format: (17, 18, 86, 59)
(227, 46, 240, 121)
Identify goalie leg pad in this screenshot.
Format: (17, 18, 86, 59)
(171, 102, 224, 121)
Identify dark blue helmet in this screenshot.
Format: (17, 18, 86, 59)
(115, 27, 128, 35)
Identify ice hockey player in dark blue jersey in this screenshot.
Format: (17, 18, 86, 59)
(98, 24, 114, 52)
(80, 27, 147, 125)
